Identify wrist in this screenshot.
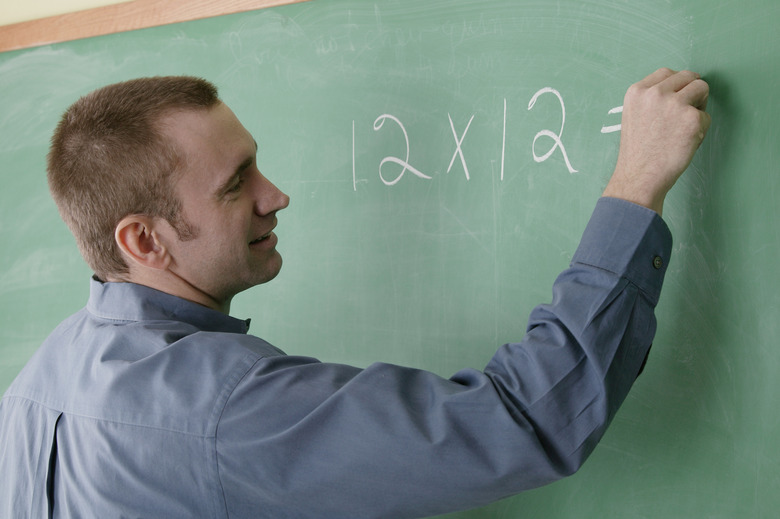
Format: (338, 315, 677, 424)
(602, 175, 665, 216)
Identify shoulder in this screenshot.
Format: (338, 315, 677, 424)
(7, 312, 287, 436)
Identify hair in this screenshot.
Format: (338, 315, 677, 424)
(47, 76, 220, 280)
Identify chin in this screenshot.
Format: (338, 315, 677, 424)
(255, 257, 284, 286)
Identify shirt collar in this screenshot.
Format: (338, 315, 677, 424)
(86, 277, 251, 334)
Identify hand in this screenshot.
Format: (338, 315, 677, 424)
(602, 68, 712, 215)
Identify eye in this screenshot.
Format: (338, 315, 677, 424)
(227, 175, 245, 194)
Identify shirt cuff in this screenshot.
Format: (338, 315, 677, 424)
(571, 197, 673, 306)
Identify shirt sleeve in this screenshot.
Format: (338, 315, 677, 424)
(215, 197, 673, 519)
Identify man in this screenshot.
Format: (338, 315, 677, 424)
(0, 68, 710, 518)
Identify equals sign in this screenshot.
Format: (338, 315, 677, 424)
(600, 106, 623, 134)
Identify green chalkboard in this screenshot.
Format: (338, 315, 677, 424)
(1, 1, 778, 517)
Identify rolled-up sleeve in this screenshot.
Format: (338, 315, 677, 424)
(216, 197, 673, 519)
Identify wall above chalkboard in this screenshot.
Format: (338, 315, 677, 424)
(0, 0, 311, 52)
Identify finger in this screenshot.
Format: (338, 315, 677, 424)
(688, 111, 713, 148)
(635, 67, 677, 89)
(699, 110, 713, 138)
(658, 70, 701, 93)
(678, 78, 710, 111)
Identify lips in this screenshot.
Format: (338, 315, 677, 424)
(249, 231, 273, 245)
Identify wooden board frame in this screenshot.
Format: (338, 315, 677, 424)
(0, 0, 311, 53)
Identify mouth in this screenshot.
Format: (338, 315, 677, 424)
(249, 230, 274, 246)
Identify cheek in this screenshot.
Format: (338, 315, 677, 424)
(178, 209, 252, 259)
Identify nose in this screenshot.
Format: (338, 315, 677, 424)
(254, 172, 290, 216)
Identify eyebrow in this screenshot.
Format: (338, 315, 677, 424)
(215, 140, 259, 198)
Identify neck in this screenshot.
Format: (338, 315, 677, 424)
(107, 269, 232, 314)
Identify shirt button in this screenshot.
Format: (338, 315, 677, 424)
(652, 256, 664, 270)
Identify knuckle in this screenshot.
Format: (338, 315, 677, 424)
(694, 78, 710, 93)
(681, 107, 704, 132)
(625, 82, 646, 100)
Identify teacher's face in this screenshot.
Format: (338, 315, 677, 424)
(159, 102, 290, 311)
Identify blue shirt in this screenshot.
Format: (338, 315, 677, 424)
(0, 198, 672, 518)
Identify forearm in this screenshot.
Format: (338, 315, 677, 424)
(486, 197, 672, 476)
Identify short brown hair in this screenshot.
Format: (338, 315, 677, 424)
(47, 76, 220, 280)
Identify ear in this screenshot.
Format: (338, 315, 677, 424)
(114, 215, 172, 271)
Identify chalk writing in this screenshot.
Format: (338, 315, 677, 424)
(501, 97, 507, 181)
(527, 87, 578, 174)
(352, 120, 357, 191)
(447, 113, 475, 180)
(353, 89, 621, 190)
(372, 114, 432, 186)
(601, 105, 623, 133)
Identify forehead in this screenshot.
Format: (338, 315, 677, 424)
(160, 102, 253, 158)
(159, 102, 255, 190)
